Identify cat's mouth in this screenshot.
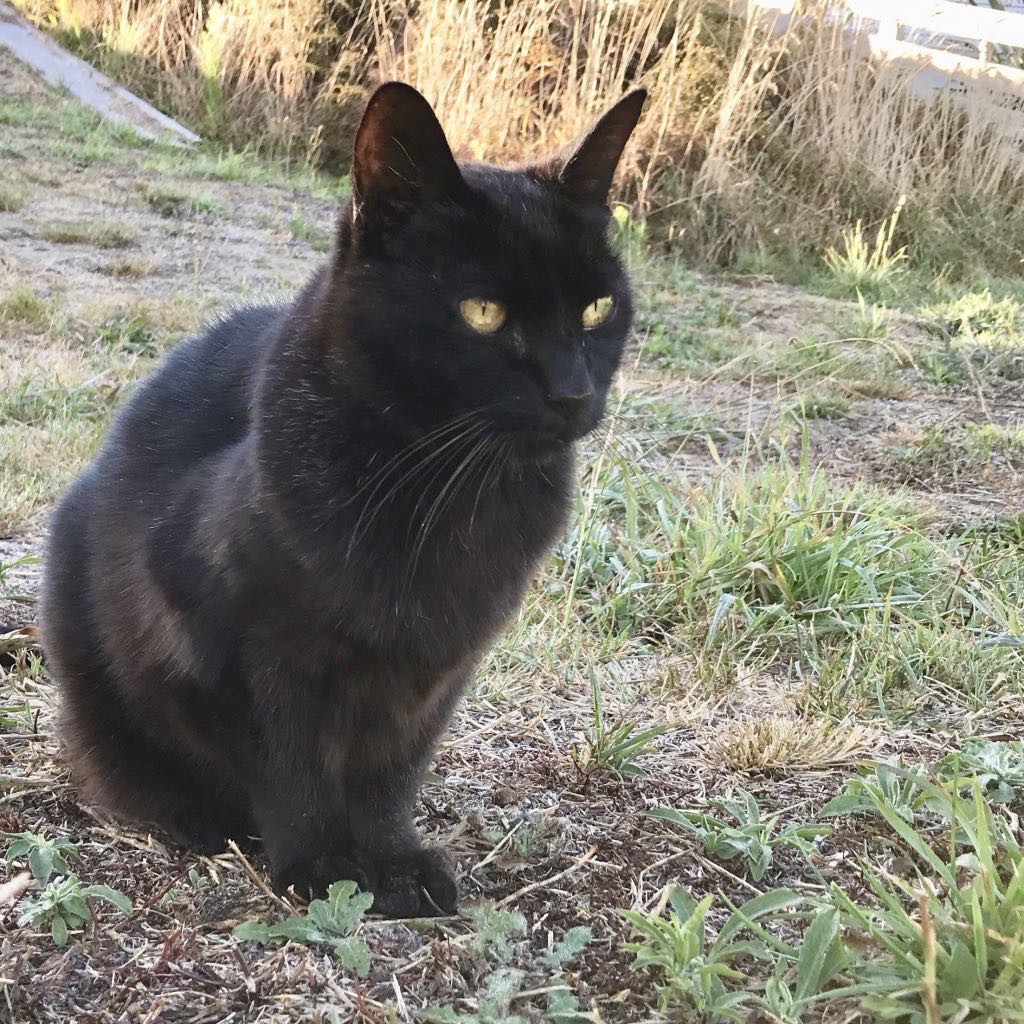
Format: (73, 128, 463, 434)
(510, 417, 598, 459)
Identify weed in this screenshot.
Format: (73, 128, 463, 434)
(17, 874, 131, 947)
(649, 790, 829, 881)
(99, 254, 153, 278)
(0, 178, 29, 212)
(827, 778, 1024, 1021)
(233, 880, 372, 975)
(570, 672, 665, 778)
(95, 314, 160, 356)
(819, 763, 932, 823)
(784, 393, 851, 421)
(934, 738, 1024, 804)
(144, 186, 220, 218)
(823, 199, 908, 301)
(846, 293, 893, 339)
(4, 831, 81, 884)
(621, 885, 800, 1020)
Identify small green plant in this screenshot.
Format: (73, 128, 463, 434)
(847, 292, 892, 339)
(621, 885, 800, 1021)
(233, 880, 372, 975)
(571, 672, 665, 778)
(784, 393, 851, 421)
(95, 314, 160, 356)
(753, 908, 848, 1023)
(4, 831, 81, 884)
(650, 790, 829, 881)
(823, 197, 908, 300)
(288, 209, 331, 252)
(922, 287, 1021, 340)
(819, 762, 932, 822)
(934, 738, 1024, 804)
(159, 867, 210, 908)
(424, 917, 592, 1024)
(17, 874, 131, 946)
(827, 777, 1024, 1021)
(144, 186, 219, 218)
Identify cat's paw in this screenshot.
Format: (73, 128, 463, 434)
(369, 846, 457, 918)
(271, 852, 368, 899)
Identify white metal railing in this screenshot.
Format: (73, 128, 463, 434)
(733, 1, 1024, 99)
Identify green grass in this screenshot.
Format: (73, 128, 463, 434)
(288, 209, 332, 252)
(821, 200, 908, 302)
(532, 448, 1024, 717)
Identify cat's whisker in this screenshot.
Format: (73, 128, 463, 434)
(347, 417, 488, 558)
(403, 432, 495, 597)
(343, 409, 482, 507)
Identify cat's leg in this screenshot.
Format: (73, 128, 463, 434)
(43, 488, 250, 852)
(347, 790, 458, 917)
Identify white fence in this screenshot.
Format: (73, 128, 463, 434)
(735, 0, 1024, 144)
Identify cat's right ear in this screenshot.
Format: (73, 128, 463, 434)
(350, 82, 466, 245)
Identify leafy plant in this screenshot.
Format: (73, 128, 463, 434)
(4, 831, 81, 884)
(650, 790, 829, 881)
(621, 885, 800, 1021)
(819, 762, 933, 822)
(17, 874, 131, 946)
(571, 672, 665, 778)
(424, 922, 593, 1024)
(233, 880, 373, 975)
(753, 908, 848, 1023)
(934, 738, 1024, 804)
(466, 905, 527, 963)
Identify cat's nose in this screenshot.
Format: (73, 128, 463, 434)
(547, 389, 593, 424)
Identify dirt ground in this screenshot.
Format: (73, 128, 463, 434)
(3, 48, 1024, 1024)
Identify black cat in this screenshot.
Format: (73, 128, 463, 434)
(40, 83, 645, 916)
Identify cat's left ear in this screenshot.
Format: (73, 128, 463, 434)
(350, 82, 467, 241)
(539, 89, 647, 207)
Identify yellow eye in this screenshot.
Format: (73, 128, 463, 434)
(582, 295, 614, 329)
(459, 298, 507, 334)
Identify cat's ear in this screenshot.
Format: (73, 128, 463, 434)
(351, 82, 466, 237)
(541, 89, 647, 206)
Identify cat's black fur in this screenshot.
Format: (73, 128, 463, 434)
(40, 83, 645, 916)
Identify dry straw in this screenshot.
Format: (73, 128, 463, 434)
(14, 0, 1024, 270)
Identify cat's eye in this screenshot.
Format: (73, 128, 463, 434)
(582, 295, 614, 329)
(459, 298, 507, 334)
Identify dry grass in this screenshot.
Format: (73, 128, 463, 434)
(708, 715, 878, 772)
(13, 0, 1024, 272)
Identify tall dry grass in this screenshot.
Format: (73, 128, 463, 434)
(13, 0, 1024, 273)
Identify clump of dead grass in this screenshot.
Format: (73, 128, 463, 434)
(38, 220, 136, 249)
(708, 715, 877, 772)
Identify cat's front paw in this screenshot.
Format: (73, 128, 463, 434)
(369, 846, 457, 918)
(271, 852, 368, 900)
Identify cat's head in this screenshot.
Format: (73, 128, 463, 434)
(325, 82, 645, 457)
